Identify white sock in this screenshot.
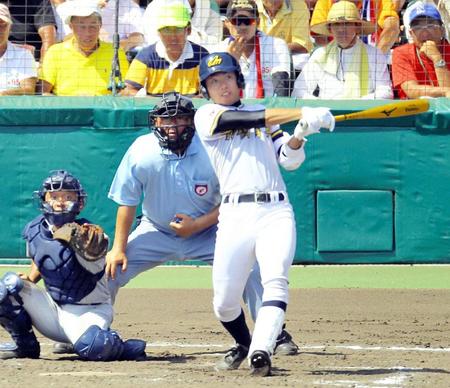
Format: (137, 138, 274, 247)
(248, 305, 285, 359)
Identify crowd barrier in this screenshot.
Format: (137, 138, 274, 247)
(0, 96, 449, 264)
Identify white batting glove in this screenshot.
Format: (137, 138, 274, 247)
(295, 107, 335, 140)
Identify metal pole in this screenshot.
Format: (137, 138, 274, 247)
(109, 0, 123, 96)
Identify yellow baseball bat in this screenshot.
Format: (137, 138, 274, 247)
(334, 99, 430, 122)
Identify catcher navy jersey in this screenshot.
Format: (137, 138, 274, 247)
(108, 133, 221, 235)
(22, 215, 110, 305)
(194, 103, 305, 195)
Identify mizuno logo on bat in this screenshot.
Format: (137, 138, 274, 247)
(381, 108, 397, 116)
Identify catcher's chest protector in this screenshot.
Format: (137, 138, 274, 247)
(23, 215, 104, 304)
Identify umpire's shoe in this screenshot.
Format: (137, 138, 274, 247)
(249, 350, 271, 377)
(274, 329, 299, 355)
(215, 343, 248, 371)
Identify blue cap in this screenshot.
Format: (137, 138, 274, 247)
(409, 3, 442, 24)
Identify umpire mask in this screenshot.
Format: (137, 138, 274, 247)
(148, 92, 196, 155)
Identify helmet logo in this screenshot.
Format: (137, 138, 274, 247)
(207, 55, 223, 67)
(194, 184, 208, 196)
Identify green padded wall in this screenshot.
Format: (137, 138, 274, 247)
(0, 96, 449, 264)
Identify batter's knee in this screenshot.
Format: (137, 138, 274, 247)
(262, 277, 289, 304)
(213, 299, 242, 322)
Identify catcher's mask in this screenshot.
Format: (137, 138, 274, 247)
(148, 92, 196, 154)
(34, 170, 87, 227)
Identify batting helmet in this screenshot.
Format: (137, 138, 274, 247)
(199, 52, 245, 99)
(148, 92, 196, 153)
(35, 170, 87, 226)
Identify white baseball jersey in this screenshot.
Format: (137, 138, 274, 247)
(194, 102, 305, 195)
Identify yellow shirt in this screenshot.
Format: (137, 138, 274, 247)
(310, 0, 398, 29)
(41, 38, 129, 96)
(256, 0, 313, 53)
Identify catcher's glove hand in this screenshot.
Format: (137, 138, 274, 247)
(53, 223, 109, 262)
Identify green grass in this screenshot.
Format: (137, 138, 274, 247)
(1, 264, 449, 289)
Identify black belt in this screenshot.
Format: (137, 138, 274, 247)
(223, 192, 285, 204)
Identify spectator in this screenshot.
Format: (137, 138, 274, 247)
(122, 2, 208, 96)
(220, 0, 291, 97)
(255, 0, 313, 54)
(55, 0, 145, 51)
(100, 0, 145, 52)
(311, 0, 400, 54)
(1, 0, 57, 62)
(293, 0, 393, 98)
(0, 4, 37, 95)
(142, 0, 223, 51)
(392, 1, 450, 98)
(40, 0, 129, 96)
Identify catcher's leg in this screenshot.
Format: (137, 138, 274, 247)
(73, 325, 146, 361)
(0, 273, 40, 359)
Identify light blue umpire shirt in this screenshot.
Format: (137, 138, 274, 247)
(108, 132, 221, 235)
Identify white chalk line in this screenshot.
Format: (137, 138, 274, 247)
(38, 341, 450, 352)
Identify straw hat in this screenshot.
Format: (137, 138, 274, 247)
(311, 1, 376, 37)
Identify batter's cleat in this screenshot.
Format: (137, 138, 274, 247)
(274, 329, 299, 356)
(249, 350, 271, 376)
(215, 344, 249, 371)
(0, 342, 40, 360)
(53, 342, 74, 354)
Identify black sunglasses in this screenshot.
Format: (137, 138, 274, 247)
(230, 16, 256, 26)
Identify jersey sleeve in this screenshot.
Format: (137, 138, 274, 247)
(108, 142, 144, 206)
(270, 126, 306, 171)
(194, 103, 230, 140)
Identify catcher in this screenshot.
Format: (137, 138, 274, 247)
(0, 170, 146, 361)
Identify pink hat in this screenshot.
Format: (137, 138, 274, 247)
(0, 4, 12, 25)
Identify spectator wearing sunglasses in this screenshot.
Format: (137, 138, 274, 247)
(392, 2, 450, 99)
(219, 0, 291, 98)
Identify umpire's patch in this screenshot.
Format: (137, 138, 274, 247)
(195, 184, 208, 196)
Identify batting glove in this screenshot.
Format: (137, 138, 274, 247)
(294, 107, 335, 140)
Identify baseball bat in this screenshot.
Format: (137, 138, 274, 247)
(334, 99, 429, 122)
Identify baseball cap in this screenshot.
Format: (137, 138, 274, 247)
(408, 2, 442, 25)
(0, 3, 12, 25)
(58, 0, 102, 25)
(156, 3, 191, 30)
(226, 0, 259, 19)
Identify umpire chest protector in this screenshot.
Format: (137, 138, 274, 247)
(22, 215, 104, 304)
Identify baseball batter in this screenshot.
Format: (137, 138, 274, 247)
(0, 170, 146, 361)
(195, 52, 335, 376)
(105, 92, 297, 354)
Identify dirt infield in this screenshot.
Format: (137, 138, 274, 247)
(2, 288, 450, 387)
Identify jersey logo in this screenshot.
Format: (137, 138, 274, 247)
(207, 55, 222, 67)
(195, 184, 208, 196)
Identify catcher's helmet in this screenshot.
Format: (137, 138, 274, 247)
(148, 92, 196, 153)
(199, 52, 245, 99)
(35, 170, 87, 226)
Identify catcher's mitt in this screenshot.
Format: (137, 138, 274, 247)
(53, 222, 109, 262)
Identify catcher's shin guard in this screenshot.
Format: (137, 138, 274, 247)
(0, 275, 40, 359)
(74, 325, 146, 361)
